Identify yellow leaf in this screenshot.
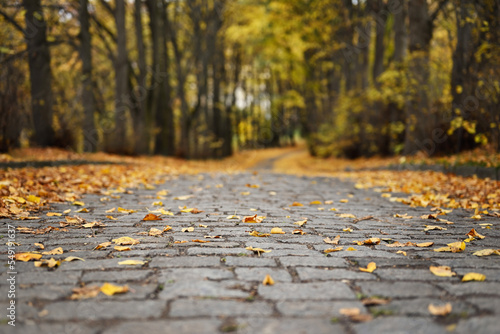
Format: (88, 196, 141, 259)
(329, 207, 338, 211)
(106, 215, 118, 220)
(112, 237, 140, 245)
(173, 195, 194, 200)
(428, 303, 452, 316)
(159, 209, 174, 216)
(324, 235, 340, 245)
(324, 246, 343, 253)
(466, 228, 485, 239)
(182, 227, 195, 232)
(27, 195, 41, 204)
(359, 262, 376, 273)
(118, 260, 145, 265)
(246, 184, 260, 188)
(340, 199, 349, 203)
(163, 225, 172, 232)
(63, 209, 71, 214)
(142, 213, 162, 221)
(292, 229, 306, 235)
(63, 256, 85, 262)
(75, 208, 89, 213)
(240, 192, 250, 196)
(290, 202, 303, 207)
(15, 252, 42, 262)
(117, 207, 137, 214)
(42, 247, 63, 255)
(226, 215, 241, 220)
(100, 283, 129, 296)
(396, 250, 407, 256)
(473, 249, 500, 256)
(199, 224, 208, 228)
(424, 225, 447, 232)
(34, 258, 61, 268)
(448, 241, 466, 252)
(429, 266, 456, 277)
(325, 200, 333, 204)
(343, 228, 353, 232)
(245, 246, 271, 254)
(462, 273, 486, 282)
(94, 241, 112, 250)
(174, 240, 188, 244)
(381, 193, 391, 198)
(46, 212, 62, 217)
(270, 227, 285, 234)
(309, 200, 322, 205)
(416, 242, 434, 247)
(72, 201, 85, 206)
(105, 208, 116, 213)
(114, 246, 131, 251)
(34, 243, 45, 250)
(262, 274, 275, 285)
(152, 201, 163, 206)
(346, 247, 357, 251)
(156, 190, 168, 196)
(192, 239, 210, 243)
(337, 213, 356, 218)
(83, 221, 106, 228)
(293, 219, 307, 227)
(243, 214, 265, 223)
(180, 207, 194, 213)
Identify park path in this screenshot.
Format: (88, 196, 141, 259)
(1, 164, 499, 333)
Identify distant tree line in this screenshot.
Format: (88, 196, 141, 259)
(0, 0, 499, 158)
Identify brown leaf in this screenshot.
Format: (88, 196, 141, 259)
(70, 285, 101, 300)
(142, 213, 162, 221)
(323, 235, 340, 245)
(243, 214, 264, 223)
(191, 239, 210, 243)
(466, 228, 485, 239)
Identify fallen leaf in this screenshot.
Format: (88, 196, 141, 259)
(182, 227, 195, 232)
(421, 213, 439, 219)
(174, 240, 188, 244)
(309, 200, 322, 205)
(243, 214, 265, 223)
(337, 213, 356, 218)
(324, 235, 340, 245)
(83, 221, 106, 228)
(249, 230, 270, 237)
(75, 208, 89, 213)
(118, 260, 145, 266)
(466, 228, 485, 240)
(324, 247, 343, 253)
(394, 213, 413, 219)
(346, 247, 357, 251)
(190, 208, 204, 214)
(191, 239, 210, 243)
(472, 249, 500, 256)
(429, 266, 456, 277)
(359, 262, 376, 273)
(385, 241, 415, 247)
(117, 207, 137, 214)
(291, 202, 303, 206)
(42, 247, 63, 255)
(424, 225, 447, 232)
(262, 274, 275, 285)
(363, 238, 380, 245)
(34, 243, 45, 250)
(226, 215, 241, 220)
(340, 308, 360, 316)
(152, 201, 163, 206)
(199, 224, 208, 228)
(204, 235, 222, 239)
(15, 253, 42, 262)
(292, 229, 306, 235)
(112, 237, 140, 245)
(34, 258, 61, 268)
(105, 208, 116, 213)
(343, 227, 353, 232)
(173, 195, 193, 200)
(63, 256, 85, 262)
(27, 195, 41, 204)
(362, 297, 390, 306)
(70, 285, 101, 300)
(245, 246, 271, 255)
(94, 241, 112, 250)
(106, 215, 118, 220)
(142, 213, 162, 221)
(397, 251, 407, 256)
(240, 191, 251, 196)
(100, 283, 129, 296)
(462, 273, 486, 282)
(114, 246, 131, 251)
(340, 199, 349, 203)
(72, 201, 85, 206)
(163, 225, 172, 232)
(47, 212, 62, 217)
(148, 228, 163, 236)
(246, 184, 259, 188)
(428, 303, 452, 316)
(293, 219, 307, 227)
(416, 242, 434, 247)
(270, 227, 285, 234)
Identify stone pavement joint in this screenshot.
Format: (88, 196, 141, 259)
(1, 171, 499, 333)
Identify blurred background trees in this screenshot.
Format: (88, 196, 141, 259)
(0, 0, 498, 158)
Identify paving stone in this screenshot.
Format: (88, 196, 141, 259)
(158, 280, 248, 299)
(102, 320, 222, 334)
(158, 268, 234, 282)
(149, 256, 221, 268)
(17, 271, 81, 285)
(296, 267, 375, 281)
(235, 317, 347, 334)
(43, 300, 166, 321)
(169, 299, 273, 317)
(8, 323, 99, 334)
(438, 282, 500, 297)
(374, 268, 461, 282)
(235, 267, 293, 282)
(186, 247, 252, 256)
(356, 282, 442, 298)
(81, 269, 152, 282)
(353, 316, 445, 334)
(368, 298, 476, 317)
(455, 316, 500, 334)
(279, 256, 348, 268)
(224, 256, 277, 267)
(258, 282, 356, 300)
(277, 300, 367, 316)
(466, 297, 500, 314)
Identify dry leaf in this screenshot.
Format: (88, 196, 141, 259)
(94, 241, 112, 250)
(337, 213, 356, 218)
(15, 253, 42, 262)
(105, 208, 116, 213)
(148, 228, 163, 236)
(114, 246, 131, 251)
(112, 237, 140, 245)
(466, 228, 485, 239)
(424, 225, 447, 232)
(270, 227, 285, 234)
(63, 256, 85, 262)
(42, 247, 63, 255)
(309, 200, 322, 205)
(173, 195, 194, 200)
(182, 227, 195, 232)
(397, 251, 407, 256)
(100, 283, 129, 296)
(359, 262, 376, 273)
(462, 272, 486, 282)
(34, 243, 45, 250)
(429, 266, 456, 277)
(246, 184, 259, 188)
(249, 231, 270, 237)
(191, 239, 210, 243)
(204, 235, 222, 239)
(293, 219, 307, 227)
(70, 285, 101, 300)
(362, 297, 390, 306)
(346, 247, 357, 251)
(106, 215, 118, 220)
(34, 258, 61, 268)
(163, 225, 172, 232)
(174, 240, 188, 244)
(340, 199, 349, 203)
(324, 247, 343, 253)
(428, 303, 452, 316)
(142, 213, 162, 221)
(243, 214, 265, 223)
(290, 202, 304, 206)
(72, 201, 85, 206)
(118, 260, 145, 265)
(75, 208, 89, 213)
(83, 221, 106, 228)
(473, 249, 500, 256)
(343, 228, 353, 232)
(47, 212, 62, 217)
(394, 213, 413, 219)
(324, 235, 340, 245)
(262, 274, 275, 285)
(117, 207, 137, 214)
(245, 246, 271, 255)
(226, 215, 240, 220)
(340, 308, 360, 316)
(416, 242, 434, 247)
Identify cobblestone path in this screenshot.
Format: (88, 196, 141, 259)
(1, 170, 499, 333)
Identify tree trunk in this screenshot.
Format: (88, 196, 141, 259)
(371, 0, 386, 83)
(78, 0, 97, 152)
(393, 0, 407, 63)
(24, 0, 55, 147)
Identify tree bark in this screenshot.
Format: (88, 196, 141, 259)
(79, 0, 97, 152)
(371, 0, 386, 83)
(23, 0, 55, 147)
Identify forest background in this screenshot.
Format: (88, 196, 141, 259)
(0, 0, 499, 160)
